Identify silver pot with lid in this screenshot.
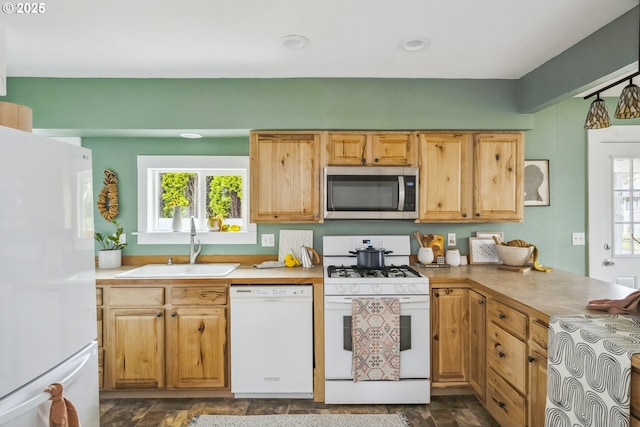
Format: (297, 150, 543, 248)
(349, 246, 393, 269)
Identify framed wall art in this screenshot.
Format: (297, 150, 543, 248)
(469, 237, 501, 264)
(524, 159, 550, 206)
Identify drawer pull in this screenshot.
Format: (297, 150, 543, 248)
(499, 401, 506, 409)
(156, 312, 163, 318)
(499, 313, 507, 319)
(528, 355, 536, 363)
(498, 351, 506, 358)
(171, 312, 177, 317)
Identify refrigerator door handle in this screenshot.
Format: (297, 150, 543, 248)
(0, 350, 92, 425)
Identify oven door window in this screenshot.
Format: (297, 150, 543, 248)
(343, 315, 411, 351)
(327, 175, 399, 211)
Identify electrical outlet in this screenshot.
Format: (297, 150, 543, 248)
(447, 233, 456, 247)
(261, 234, 275, 247)
(572, 232, 585, 246)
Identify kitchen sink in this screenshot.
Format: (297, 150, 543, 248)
(114, 263, 241, 278)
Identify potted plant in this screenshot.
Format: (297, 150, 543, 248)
(95, 219, 127, 268)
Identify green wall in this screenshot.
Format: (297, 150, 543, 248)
(5, 77, 637, 275)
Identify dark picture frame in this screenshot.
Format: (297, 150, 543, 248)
(524, 159, 550, 206)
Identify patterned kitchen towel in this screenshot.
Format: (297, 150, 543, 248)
(545, 315, 640, 427)
(352, 298, 400, 382)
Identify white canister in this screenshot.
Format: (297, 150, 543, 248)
(445, 249, 461, 267)
(417, 247, 434, 264)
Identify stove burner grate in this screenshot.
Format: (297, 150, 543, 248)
(326, 264, 422, 278)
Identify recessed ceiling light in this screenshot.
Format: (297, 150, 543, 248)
(180, 132, 203, 139)
(399, 37, 431, 52)
(280, 34, 310, 50)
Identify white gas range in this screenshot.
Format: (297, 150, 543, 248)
(323, 235, 431, 404)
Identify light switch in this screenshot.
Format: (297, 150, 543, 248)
(572, 232, 585, 246)
(261, 234, 275, 247)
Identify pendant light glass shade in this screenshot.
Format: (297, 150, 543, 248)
(614, 80, 640, 119)
(584, 95, 611, 129)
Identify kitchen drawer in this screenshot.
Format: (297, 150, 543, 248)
(96, 287, 103, 306)
(488, 298, 527, 340)
(108, 287, 165, 306)
(171, 286, 227, 305)
(486, 368, 526, 427)
(530, 319, 548, 355)
(487, 322, 526, 394)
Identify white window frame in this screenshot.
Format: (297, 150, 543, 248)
(136, 155, 256, 245)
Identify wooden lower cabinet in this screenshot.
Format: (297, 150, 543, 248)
(103, 284, 228, 391)
(468, 289, 486, 401)
(166, 306, 227, 388)
(431, 287, 469, 384)
(109, 307, 165, 389)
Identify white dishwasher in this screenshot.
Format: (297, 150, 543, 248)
(230, 285, 313, 399)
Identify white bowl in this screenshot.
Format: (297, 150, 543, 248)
(494, 245, 534, 266)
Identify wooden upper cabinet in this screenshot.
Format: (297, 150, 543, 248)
(418, 131, 524, 223)
(473, 133, 524, 221)
(250, 132, 322, 223)
(418, 133, 471, 221)
(326, 132, 417, 166)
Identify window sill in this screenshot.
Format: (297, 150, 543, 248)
(134, 228, 257, 245)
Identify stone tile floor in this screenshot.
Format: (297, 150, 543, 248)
(100, 395, 499, 427)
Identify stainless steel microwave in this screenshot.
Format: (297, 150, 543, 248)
(323, 166, 419, 219)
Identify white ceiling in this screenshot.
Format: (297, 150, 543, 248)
(1, 0, 637, 80)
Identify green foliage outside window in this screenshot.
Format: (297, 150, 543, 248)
(208, 176, 242, 218)
(161, 172, 195, 217)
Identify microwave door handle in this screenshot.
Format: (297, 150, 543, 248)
(398, 175, 405, 211)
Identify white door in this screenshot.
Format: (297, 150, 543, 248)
(588, 126, 640, 288)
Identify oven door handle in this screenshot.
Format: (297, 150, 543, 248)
(325, 296, 429, 306)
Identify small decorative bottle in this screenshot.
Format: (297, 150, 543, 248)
(171, 205, 182, 232)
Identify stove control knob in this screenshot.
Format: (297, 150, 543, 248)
(336, 284, 346, 294)
(350, 284, 360, 293)
(409, 284, 418, 293)
(395, 284, 407, 293)
(373, 284, 383, 293)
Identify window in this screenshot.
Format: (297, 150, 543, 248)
(137, 156, 256, 245)
(612, 157, 640, 256)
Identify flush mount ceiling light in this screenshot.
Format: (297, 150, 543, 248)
(584, 2, 640, 128)
(279, 35, 309, 50)
(179, 132, 203, 139)
(398, 37, 431, 52)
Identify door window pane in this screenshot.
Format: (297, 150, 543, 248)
(613, 157, 640, 256)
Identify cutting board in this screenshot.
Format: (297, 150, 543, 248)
(278, 230, 314, 262)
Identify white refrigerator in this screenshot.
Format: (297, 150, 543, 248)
(0, 127, 100, 426)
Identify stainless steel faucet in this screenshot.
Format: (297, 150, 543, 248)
(189, 216, 202, 264)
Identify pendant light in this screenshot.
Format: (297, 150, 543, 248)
(584, 94, 611, 129)
(615, 82, 640, 120)
(584, 3, 640, 128)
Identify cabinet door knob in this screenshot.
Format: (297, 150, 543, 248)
(528, 355, 536, 363)
(498, 351, 506, 358)
(498, 401, 506, 409)
(156, 312, 163, 318)
(171, 312, 177, 317)
(374, 158, 379, 163)
(477, 299, 484, 305)
(499, 313, 507, 319)
(462, 213, 467, 218)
